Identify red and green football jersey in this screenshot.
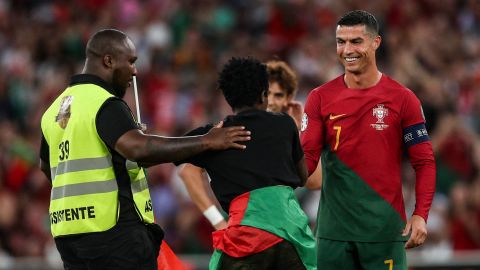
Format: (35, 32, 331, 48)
(301, 74, 435, 242)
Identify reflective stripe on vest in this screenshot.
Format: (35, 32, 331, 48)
(131, 178, 149, 194)
(126, 160, 154, 223)
(51, 179, 117, 200)
(51, 156, 113, 180)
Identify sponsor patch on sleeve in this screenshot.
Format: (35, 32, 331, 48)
(301, 113, 308, 132)
(403, 123, 430, 147)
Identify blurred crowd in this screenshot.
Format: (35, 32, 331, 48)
(0, 0, 480, 264)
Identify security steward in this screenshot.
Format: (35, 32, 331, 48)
(39, 29, 250, 270)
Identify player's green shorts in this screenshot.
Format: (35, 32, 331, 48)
(317, 238, 407, 270)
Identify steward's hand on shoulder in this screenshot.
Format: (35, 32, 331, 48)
(203, 121, 251, 150)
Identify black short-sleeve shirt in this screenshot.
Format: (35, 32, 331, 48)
(177, 108, 304, 212)
(40, 74, 140, 226)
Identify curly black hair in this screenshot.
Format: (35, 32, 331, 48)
(218, 57, 268, 110)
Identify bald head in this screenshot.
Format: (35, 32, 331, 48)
(86, 29, 130, 59)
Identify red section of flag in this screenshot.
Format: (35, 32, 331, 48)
(212, 192, 283, 258)
(158, 240, 191, 270)
(225, 191, 250, 226)
(212, 225, 283, 258)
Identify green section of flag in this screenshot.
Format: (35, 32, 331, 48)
(209, 249, 222, 270)
(240, 186, 317, 270)
(317, 150, 408, 242)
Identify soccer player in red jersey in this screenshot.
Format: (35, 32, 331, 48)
(300, 10, 436, 269)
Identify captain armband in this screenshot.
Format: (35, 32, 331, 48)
(203, 205, 225, 226)
(403, 123, 430, 148)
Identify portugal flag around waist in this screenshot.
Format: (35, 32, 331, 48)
(209, 185, 317, 270)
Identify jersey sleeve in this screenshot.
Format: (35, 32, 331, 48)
(401, 90, 426, 128)
(96, 98, 139, 149)
(300, 90, 324, 175)
(402, 90, 436, 222)
(407, 142, 436, 222)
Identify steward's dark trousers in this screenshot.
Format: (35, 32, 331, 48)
(55, 223, 164, 270)
(219, 240, 306, 270)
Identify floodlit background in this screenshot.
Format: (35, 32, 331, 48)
(0, 0, 479, 269)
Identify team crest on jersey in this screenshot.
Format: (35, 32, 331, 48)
(56, 96, 74, 129)
(301, 113, 308, 131)
(371, 104, 389, 130)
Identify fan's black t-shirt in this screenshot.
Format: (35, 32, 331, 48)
(177, 108, 304, 212)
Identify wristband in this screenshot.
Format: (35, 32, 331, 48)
(203, 205, 225, 226)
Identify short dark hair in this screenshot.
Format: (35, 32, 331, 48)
(218, 57, 268, 110)
(266, 60, 298, 97)
(86, 29, 129, 58)
(337, 10, 379, 36)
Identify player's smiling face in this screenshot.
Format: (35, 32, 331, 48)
(336, 24, 380, 74)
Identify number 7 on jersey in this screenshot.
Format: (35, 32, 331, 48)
(333, 126, 341, 151)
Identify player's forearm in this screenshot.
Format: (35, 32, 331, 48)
(178, 164, 226, 228)
(409, 142, 436, 221)
(305, 160, 322, 190)
(179, 164, 216, 211)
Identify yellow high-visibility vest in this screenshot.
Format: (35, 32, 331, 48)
(41, 82, 154, 237)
